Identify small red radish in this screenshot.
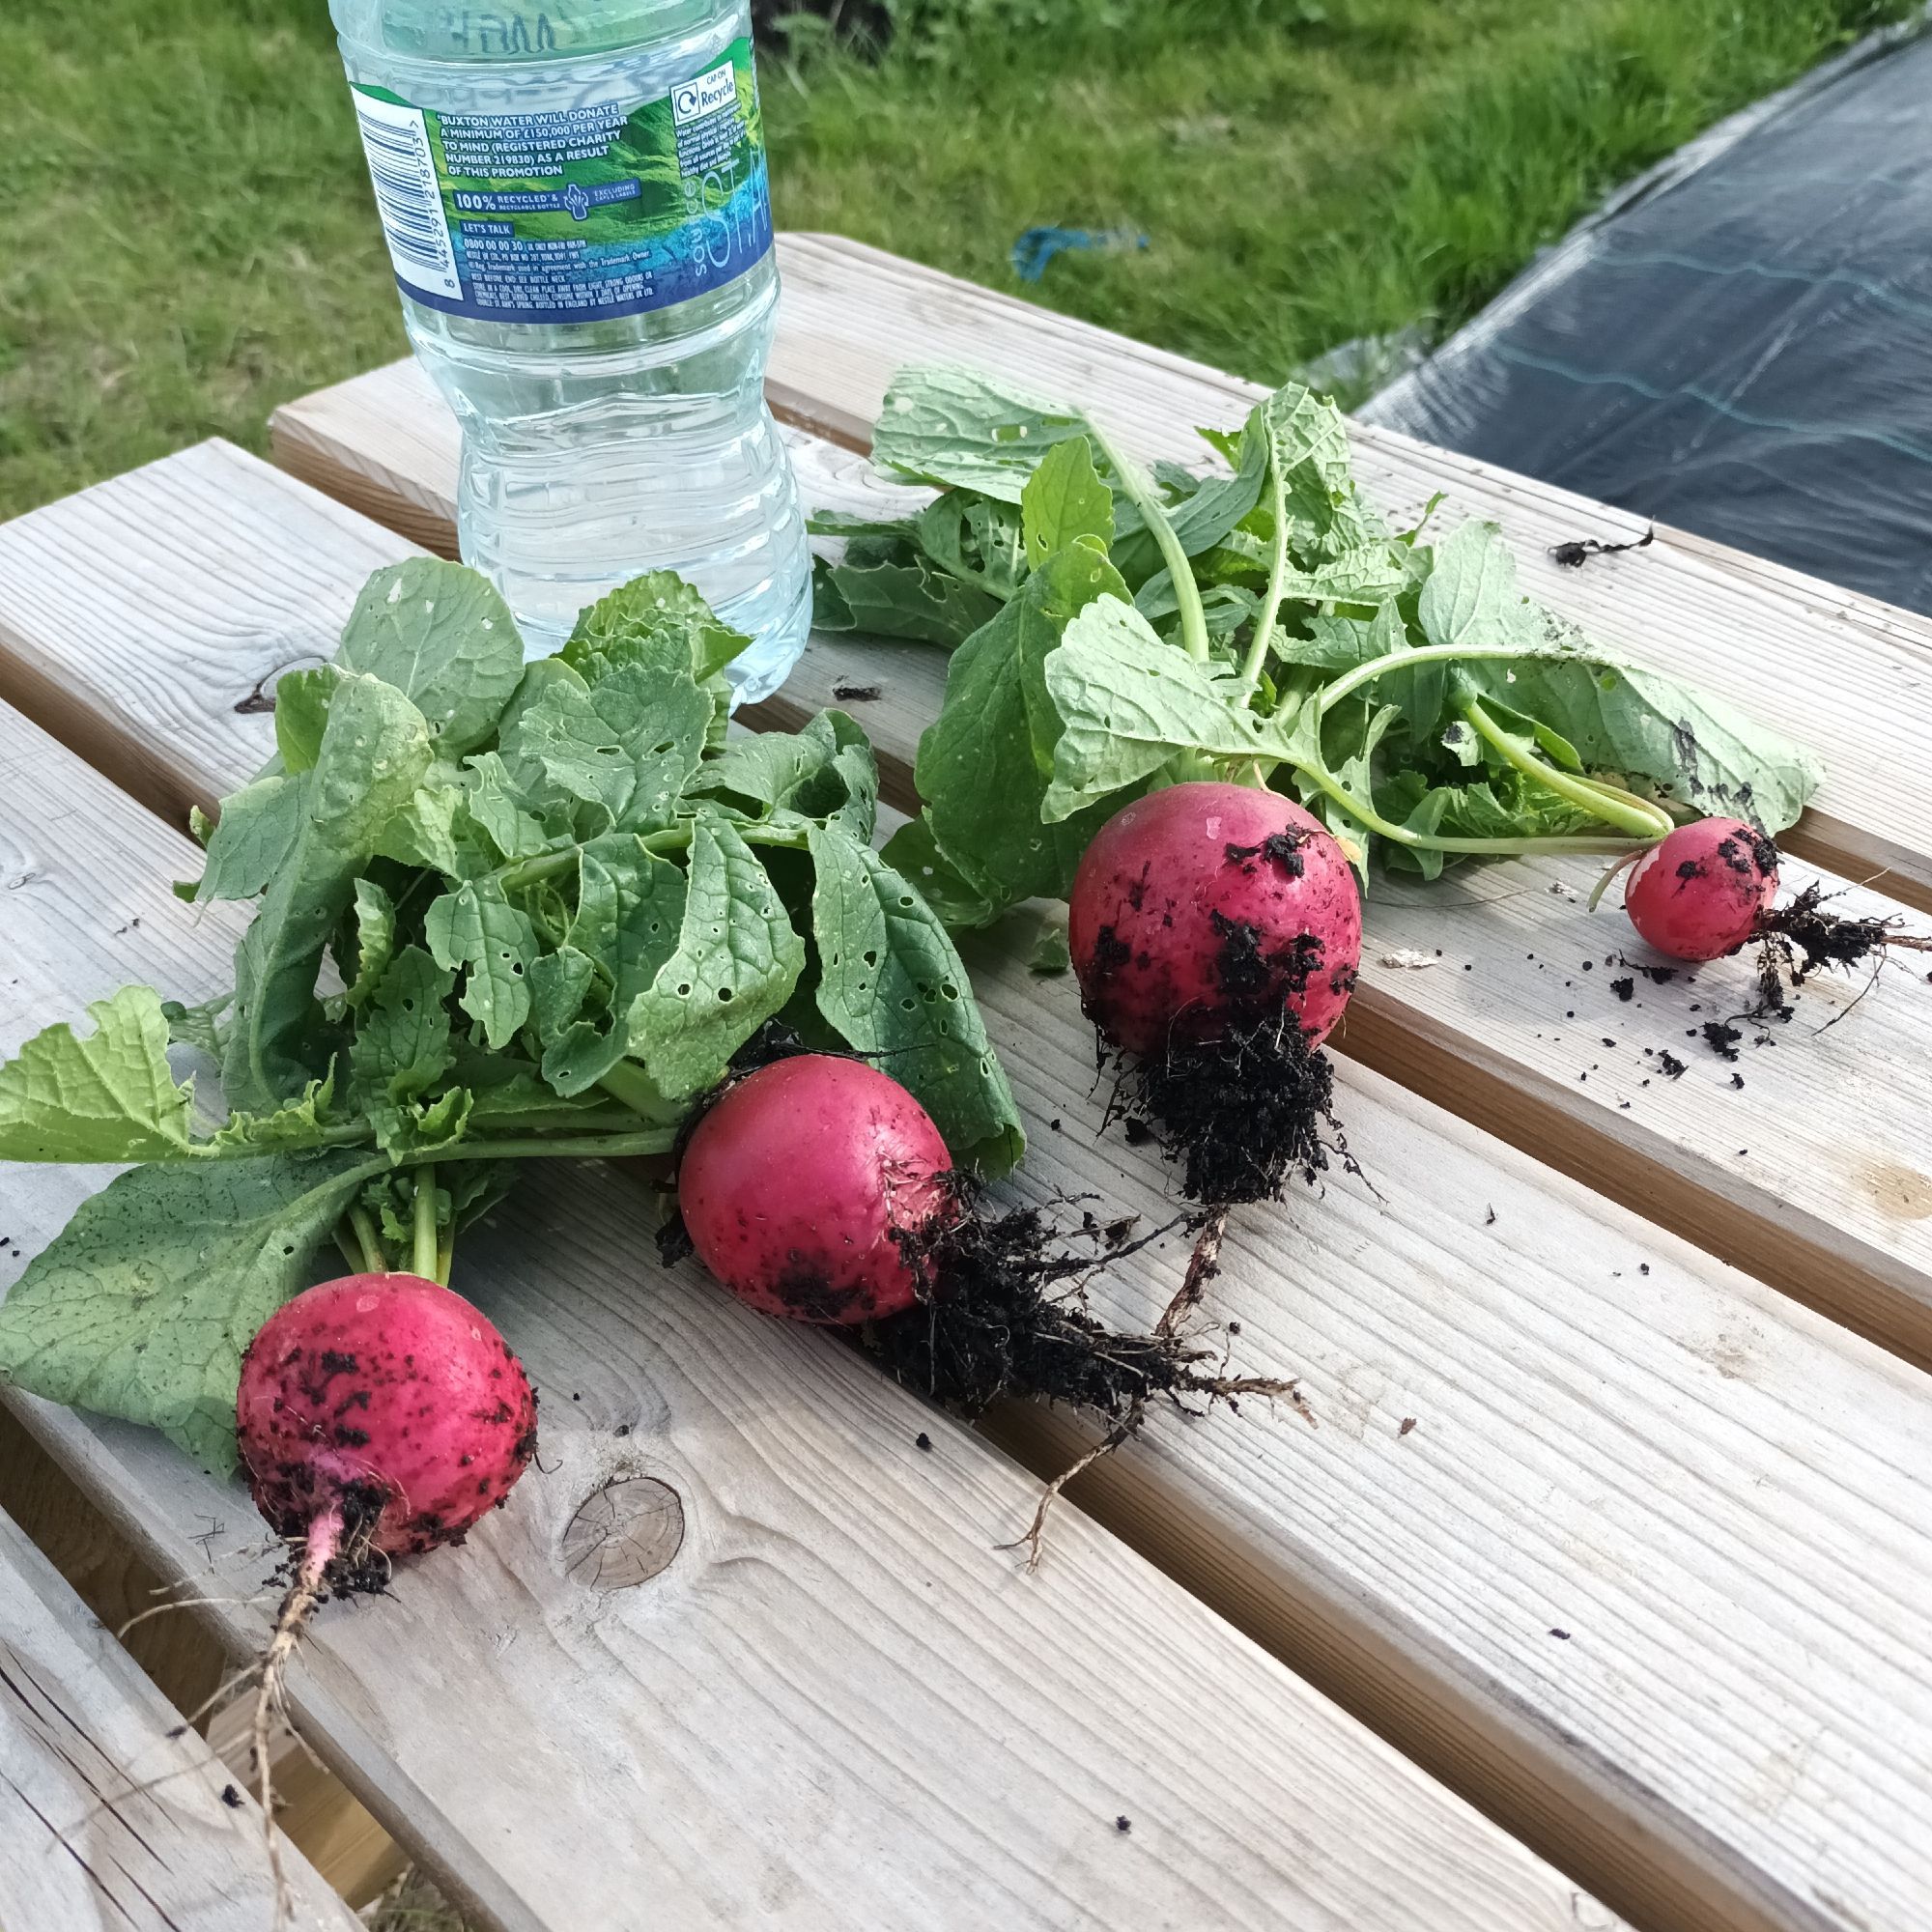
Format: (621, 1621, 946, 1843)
(1069, 782, 1363, 1054)
(678, 1055, 955, 1323)
(1625, 817, 1778, 961)
(235, 1271, 537, 1914)
(237, 1271, 538, 1563)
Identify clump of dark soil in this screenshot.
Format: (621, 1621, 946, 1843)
(1748, 883, 1930, 1018)
(870, 1187, 1284, 1423)
(1108, 1011, 1352, 1206)
(1084, 907, 1355, 1206)
(867, 1183, 1296, 1565)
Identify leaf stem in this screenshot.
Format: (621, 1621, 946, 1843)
(1240, 448, 1293, 697)
(494, 818, 806, 895)
(1091, 423, 1210, 663)
(1460, 696, 1675, 841)
(594, 1060, 686, 1125)
(1317, 643, 1560, 717)
(333, 1223, 366, 1275)
(412, 1165, 440, 1282)
(401, 1129, 678, 1165)
(347, 1205, 386, 1275)
(1293, 758, 1659, 859)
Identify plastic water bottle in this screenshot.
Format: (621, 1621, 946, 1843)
(328, 1, 811, 698)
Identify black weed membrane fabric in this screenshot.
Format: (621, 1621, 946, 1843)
(1364, 22, 1932, 615)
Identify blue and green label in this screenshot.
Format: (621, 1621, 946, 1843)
(350, 42, 772, 325)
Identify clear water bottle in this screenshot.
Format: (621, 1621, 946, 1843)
(329, 0, 811, 699)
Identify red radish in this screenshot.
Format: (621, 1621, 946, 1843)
(235, 1271, 536, 1912)
(674, 1048, 1298, 1570)
(678, 1055, 955, 1323)
(237, 1271, 538, 1564)
(1065, 783, 1360, 1207)
(1625, 817, 1778, 961)
(1069, 781, 1362, 1054)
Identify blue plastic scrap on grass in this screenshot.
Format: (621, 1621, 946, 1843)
(1011, 226, 1149, 283)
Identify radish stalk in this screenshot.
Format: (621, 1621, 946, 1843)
(1091, 423, 1211, 665)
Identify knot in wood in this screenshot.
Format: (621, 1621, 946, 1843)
(561, 1477, 684, 1591)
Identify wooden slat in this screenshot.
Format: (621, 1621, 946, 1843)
(0, 1505, 359, 1932)
(0, 712, 1596, 1932)
(12, 457, 1932, 1932)
(0, 1411, 410, 1908)
(112, 423, 1932, 1362)
(0, 439, 416, 831)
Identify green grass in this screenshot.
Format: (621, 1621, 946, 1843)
(0, 0, 1913, 521)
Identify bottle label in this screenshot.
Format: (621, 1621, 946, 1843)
(349, 41, 774, 325)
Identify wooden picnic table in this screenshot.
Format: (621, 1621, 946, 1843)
(2, 234, 1930, 1932)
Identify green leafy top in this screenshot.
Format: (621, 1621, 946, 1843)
(0, 562, 1022, 1470)
(845, 364, 1824, 921)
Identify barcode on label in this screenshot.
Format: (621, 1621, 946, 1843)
(351, 89, 463, 302)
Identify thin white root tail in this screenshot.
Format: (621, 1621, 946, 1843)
(251, 1506, 342, 1929)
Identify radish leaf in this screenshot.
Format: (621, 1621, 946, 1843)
(338, 557, 525, 755)
(1022, 438, 1114, 570)
(872, 365, 1093, 502)
(0, 1150, 386, 1471)
(807, 822, 1024, 1175)
(622, 813, 804, 1099)
(0, 987, 195, 1163)
(222, 673, 432, 1114)
(425, 881, 538, 1050)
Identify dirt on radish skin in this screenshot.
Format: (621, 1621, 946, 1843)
(1069, 783, 1361, 1204)
(237, 1272, 538, 1564)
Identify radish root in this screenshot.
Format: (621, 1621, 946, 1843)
(249, 1504, 354, 1927)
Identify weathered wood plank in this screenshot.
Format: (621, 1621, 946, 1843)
(0, 439, 414, 831)
(961, 923, 1932, 1932)
(20, 438, 1931, 1367)
(0, 1504, 358, 1932)
(11, 462, 1932, 1932)
(0, 705, 1598, 1932)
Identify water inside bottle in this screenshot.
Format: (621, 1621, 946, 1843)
(330, 0, 812, 698)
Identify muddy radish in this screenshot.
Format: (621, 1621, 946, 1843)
(1069, 782, 1361, 1203)
(235, 1272, 536, 1909)
(1623, 817, 1778, 961)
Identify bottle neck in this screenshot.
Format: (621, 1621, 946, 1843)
(334, 2, 743, 62)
